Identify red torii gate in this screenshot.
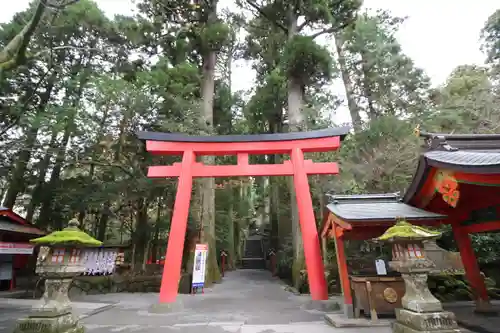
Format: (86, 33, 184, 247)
(138, 127, 349, 303)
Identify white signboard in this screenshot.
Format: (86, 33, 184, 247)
(82, 248, 119, 275)
(191, 244, 208, 289)
(375, 259, 387, 275)
(0, 242, 34, 255)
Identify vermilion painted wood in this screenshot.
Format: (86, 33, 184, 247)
(412, 168, 437, 208)
(0, 210, 28, 226)
(332, 223, 352, 310)
(145, 136, 340, 155)
(158, 151, 195, 303)
(452, 225, 489, 304)
(290, 148, 328, 300)
(148, 160, 339, 178)
(461, 221, 500, 234)
(454, 172, 500, 185)
(149, 135, 345, 304)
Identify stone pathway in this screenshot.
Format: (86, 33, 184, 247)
(445, 301, 500, 333)
(1, 270, 390, 333)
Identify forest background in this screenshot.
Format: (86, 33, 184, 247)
(1, 0, 500, 292)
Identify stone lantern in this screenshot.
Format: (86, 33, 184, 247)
(375, 221, 460, 333)
(14, 218, 102, 333)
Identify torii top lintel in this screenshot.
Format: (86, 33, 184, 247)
(137, 127, 350, 156)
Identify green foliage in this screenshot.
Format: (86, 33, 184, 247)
(429, 275, 500, 301)
(341, 10, 433, 120)
(330, 116, 420, 195)
(300, 0, 361, 27)
(481, 9, 500, 66)
(200, 22, 231, 51)
(425, 65, 500, 133)
(282, 36, 333, 86)
(1, 0, 500, 290)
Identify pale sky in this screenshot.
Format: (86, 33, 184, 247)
(1, 0, 498, 124)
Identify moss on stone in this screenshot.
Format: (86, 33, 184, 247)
(31, 218, 102, 247)
(375, 221, 441, 242)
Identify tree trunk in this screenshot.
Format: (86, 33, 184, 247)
(226, 185, 235, 270)
(37, 60, 91, 228)
(151, 197, 163, 263)
(0, 0, 47, 71)
(198, 0, 220, 285)
(286, 8, 306, 289)
(97, 202, 110, 241)
(133, 198, 149, 271)
(38, 119, 73, 228)
(269, 162, 280, 252)
(78, 104, 109, 227)
(318, 182, 328, 267)
(334, 32, 362, 130)
(360, 49, 377, 119)
(26, 130, 59, 221)
(2, 72, 57, 208)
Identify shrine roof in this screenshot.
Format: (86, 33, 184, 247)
(404, 132, 500, 203)
(326, 193, 446, 222)
(0, 219, 46, 236)
(137, 126, 350, 143)
(0, 207, 45, 236)
(418, 132, 500, 171)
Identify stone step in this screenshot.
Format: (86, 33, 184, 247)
(241, 258, 266, 269)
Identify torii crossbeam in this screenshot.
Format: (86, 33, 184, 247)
(138, 127, 350, 303)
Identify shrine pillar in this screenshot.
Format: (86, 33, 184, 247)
(158, 151, 195, 304)
(291, 148, 328, 301)
(332, 223, 353, 317)
(452, 224, 492, 313)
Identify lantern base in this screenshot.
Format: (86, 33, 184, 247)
(393, 308, 460, 333)
(393, 322, 460, 333)
(13, 312, 84, 333)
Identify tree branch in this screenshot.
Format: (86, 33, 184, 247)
(33, 45, 102, 58)
(309, 27, 335, 40)
(73, 160, 135, 177)
(0, 0, 47, 69)
(297, 20, 309, 32)
(43, 0, 80, 10)
(309, 20, 356, 40)
(244, 0, 288, 34)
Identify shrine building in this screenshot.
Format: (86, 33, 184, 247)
(0, 207, 45, 291)
(321, 131, 500, 318)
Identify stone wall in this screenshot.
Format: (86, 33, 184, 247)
(68, 273, 192, 297)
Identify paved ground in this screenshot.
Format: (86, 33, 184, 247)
(0, 270, 392, 333)
(446, 301, 500, 333)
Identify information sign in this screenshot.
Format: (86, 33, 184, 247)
(191, 244, 208, 289)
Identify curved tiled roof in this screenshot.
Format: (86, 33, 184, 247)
(425, 150, 500, 169)
(403, 132, 500, 203)
(326, 193, 446, 222)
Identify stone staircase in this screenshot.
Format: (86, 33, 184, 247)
(241, 235, 266, 269)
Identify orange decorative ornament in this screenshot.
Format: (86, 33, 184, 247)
(434, 170, 460, 207)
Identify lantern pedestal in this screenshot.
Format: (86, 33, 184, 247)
(32, 278, 74, 317)
(390, 261, 443, 313)
(15, 277, 83, 333)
